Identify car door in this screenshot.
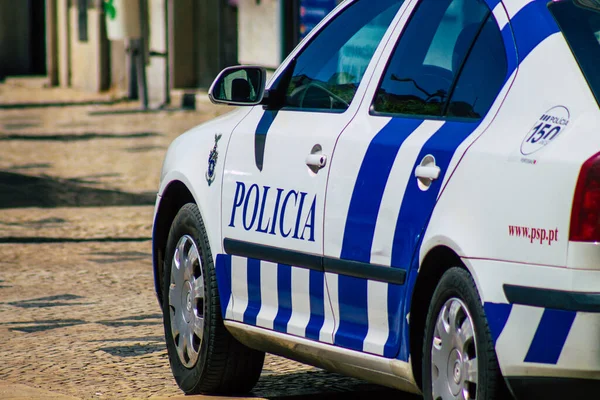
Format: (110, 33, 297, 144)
(323, 0, 517, 357)
(221, 0, 408, 344)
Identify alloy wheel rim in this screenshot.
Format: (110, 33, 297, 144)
(431, 297, 478, 400)
(169, 235, 205, 368)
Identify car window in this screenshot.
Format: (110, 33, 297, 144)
(549, 1, 600, 108)
(446, 14, 508, 119)
(372, 0, 491, 118)
(277, 0, 404, 112)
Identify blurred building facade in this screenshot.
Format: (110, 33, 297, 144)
(39, 0, 239, 105)
(2, 0, 340, 104)
(238, 0, 341, 68)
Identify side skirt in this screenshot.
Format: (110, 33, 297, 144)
(224, 320, 421, 395)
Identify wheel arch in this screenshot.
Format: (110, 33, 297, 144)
(409, 245, 465, 389)
(152, 180, 196, 306)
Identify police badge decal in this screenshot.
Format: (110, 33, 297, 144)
(205, 134, 223, 186)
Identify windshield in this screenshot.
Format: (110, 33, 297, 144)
(550, 1, 600, 106)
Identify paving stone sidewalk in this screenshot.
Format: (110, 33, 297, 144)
(0, 79, 410, 399)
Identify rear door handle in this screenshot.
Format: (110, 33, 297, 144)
(415, 154, 440, 191)
(415, 165, 440, 180)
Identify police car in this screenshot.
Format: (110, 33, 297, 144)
(152, 0, 600, 398)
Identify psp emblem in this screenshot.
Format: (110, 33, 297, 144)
(205, 134, 223, 186)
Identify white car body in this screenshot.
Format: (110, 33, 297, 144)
(153, 0, 600, 397)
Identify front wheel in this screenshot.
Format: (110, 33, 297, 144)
(422, 267, 506, 400)
(162, 203, 265, 395)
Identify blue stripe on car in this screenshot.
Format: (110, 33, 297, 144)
(255, 110, 279, 171)
(524, 309, 577, 364)
(398, 263, 420, 361)
(504, 1, 559, 68)
(391, 121, 479, 270)
(335, 275, 369, 350)
(485, 0, 501, 10)
(243, 258, 262, 326)
(387, 121, 479, 357)
(306, 270, 326, 340)
(484, 302, 513, 346)
(340, 118, 423, 264)
(335, 118, 423, 351)
(273, 263, 293, 333)
(215, 254, 233, 319)
(384, 283, 406, 357)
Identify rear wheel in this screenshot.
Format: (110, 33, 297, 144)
(162, 203, 265, 395)
(422, 267, 505, 400)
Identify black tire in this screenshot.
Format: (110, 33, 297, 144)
(422, 267, 507, 400)
(162, 203, 265, 395)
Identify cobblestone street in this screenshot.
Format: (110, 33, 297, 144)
(0, 79, 418, 399)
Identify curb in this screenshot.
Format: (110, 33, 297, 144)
(0, 381, 80, 400)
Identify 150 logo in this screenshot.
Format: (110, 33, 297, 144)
(521, 106, 570, 155)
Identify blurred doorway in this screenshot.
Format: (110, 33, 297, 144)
(168, 0, 238, 90)
(0, 0, 47, 79)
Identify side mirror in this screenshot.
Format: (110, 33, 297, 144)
(208, 66, 267, 106)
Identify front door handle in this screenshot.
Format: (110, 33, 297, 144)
(306, 144, 327, 173)
(306, 153, 328, 169)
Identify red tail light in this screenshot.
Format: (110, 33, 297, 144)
(570, 152, 600, 242)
